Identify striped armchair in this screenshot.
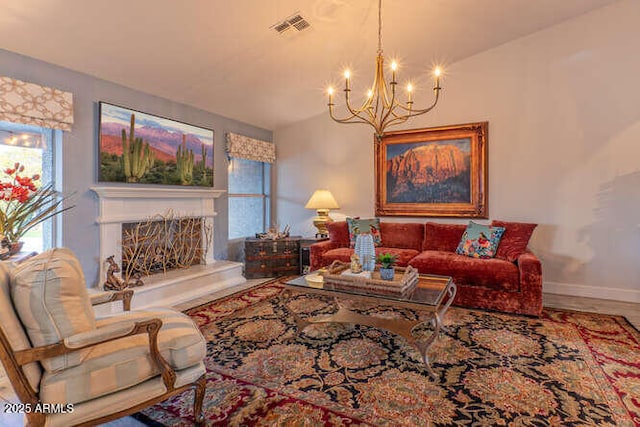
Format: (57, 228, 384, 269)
(0, 248, 206, 426)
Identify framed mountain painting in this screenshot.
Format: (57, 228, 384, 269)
(98, 102, 214, 187)
(375, 122, 488, 217)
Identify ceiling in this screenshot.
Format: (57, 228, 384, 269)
(0, 0, 618, 131)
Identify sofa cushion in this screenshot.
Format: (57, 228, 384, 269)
(0, 262, 42, 390)
(409, 250, 519, 292)
(379, 222, 424, 252)
(11, 248, 97, 372)
(347, 217, 381, 247)
(321, 247, 354, 266)
(95, 308, 206, 369)
(374, 247, 419, 267)
(492, 220, 538, 262)
(40, 308, 206, 405)
(327, 221, 350, 247)
(423, 222, 466, 252)
(456, 221, 505, 259)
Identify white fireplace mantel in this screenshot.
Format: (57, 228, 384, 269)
(91, 186, 225, 224)
(91, 186, 225, 200)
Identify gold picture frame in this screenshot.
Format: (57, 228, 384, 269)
(375, 122, 488, 217)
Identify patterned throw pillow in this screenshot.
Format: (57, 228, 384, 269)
(456, 221, 505, 259)
(346, 217, 382, 248)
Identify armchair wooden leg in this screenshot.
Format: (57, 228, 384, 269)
(193, 375, 206, 426)
(25, 411, 46, 426)
(121, 289, 133, 311)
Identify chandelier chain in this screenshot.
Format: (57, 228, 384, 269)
(377, 0, 383, 54)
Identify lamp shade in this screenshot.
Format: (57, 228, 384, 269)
(304, 190, 340, 210)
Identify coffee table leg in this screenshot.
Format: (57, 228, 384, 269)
(409, 282, 457, 379)
(407, 314, 440, 379)
(278, 288, 311, 333)
(438, 283, 457, 332)
(280, 289, 350, 335)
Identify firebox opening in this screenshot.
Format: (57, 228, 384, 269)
(121, 216, 205, 280)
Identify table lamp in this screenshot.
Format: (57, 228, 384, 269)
(305, 189, 340, 238)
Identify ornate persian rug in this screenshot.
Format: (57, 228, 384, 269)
(134, 280, 640, 426)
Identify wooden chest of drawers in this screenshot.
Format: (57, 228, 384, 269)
(244, 237, 301, 279)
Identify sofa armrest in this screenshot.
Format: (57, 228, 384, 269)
(517, 250, 543, 316)
(310, 240, 340, 271)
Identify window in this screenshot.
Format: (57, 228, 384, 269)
(0, 121, 56, 252)
(228, 158, 270, 239)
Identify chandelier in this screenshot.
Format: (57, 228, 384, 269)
(327, 0, 442, 141)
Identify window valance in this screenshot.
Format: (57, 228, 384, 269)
(226, 132, 275, 164)
(0, 76, 74, 131)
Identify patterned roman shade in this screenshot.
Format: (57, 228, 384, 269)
(226, 132, 275, 163)
(0, 76, 74, 131)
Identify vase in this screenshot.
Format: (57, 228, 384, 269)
(379, 267, 395, 281)
(9, 241, 23, 255)
(0, 241, 22, 260)
(354, 233, 375, 272)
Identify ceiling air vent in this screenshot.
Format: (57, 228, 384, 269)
(274, 22, 291, 33)
(271, 12, 311, 35)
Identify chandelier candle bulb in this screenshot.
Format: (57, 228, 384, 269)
(326, 0, 444, 141)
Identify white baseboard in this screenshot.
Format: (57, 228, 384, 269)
(544, 281, 640, 304)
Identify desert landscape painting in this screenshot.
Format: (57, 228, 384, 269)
(99, 102, 214, 187)
(385, 139, 471, 204)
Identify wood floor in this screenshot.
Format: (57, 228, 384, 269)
(543, 292, 640, 329)
(1, 280, 638, 426)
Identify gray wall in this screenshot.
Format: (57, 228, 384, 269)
(0, 48, 272, 287)
(274, 0, 640, 302)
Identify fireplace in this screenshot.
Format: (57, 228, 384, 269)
(91, 186, 245, 312)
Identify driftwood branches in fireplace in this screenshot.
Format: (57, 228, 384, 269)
(121, 211, 212, 281)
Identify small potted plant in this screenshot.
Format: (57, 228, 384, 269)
(377, 252, 397, 281)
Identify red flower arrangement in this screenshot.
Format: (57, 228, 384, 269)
(0, 162, 73, 250)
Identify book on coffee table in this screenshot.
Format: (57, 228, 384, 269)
(320, 261, 419, 296)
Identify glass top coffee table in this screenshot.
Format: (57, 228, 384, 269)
(282, 271, 457, 379)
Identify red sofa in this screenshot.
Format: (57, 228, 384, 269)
(310, 221, 542, 316)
